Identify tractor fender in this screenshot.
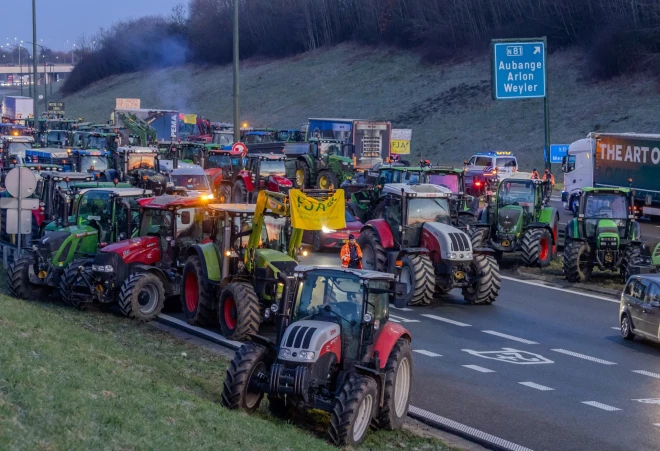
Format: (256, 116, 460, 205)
(387, 248, 430, 273)
(353, 364, 385, 407)
(631, 221, 642, 241)
(472, 247, 496, 255)
(361, 219, 395, 249)
(186, 243, 222, 284)
(248, 334, 278, 357)
(237, 170, 254, 193)
(373, 322, 411, 370)
(129, 264, 175, 297)
(565, 218, 580, 240)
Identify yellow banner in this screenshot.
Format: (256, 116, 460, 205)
(289, 189, 346, 231)
(183, 114, 197, 125)
(391, 139, 411, 155)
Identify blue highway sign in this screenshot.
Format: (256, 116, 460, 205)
(493, 41, 546, 100)
(549, 144, 569, 164)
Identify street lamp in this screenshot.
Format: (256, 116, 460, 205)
(25, 40, 49, 113)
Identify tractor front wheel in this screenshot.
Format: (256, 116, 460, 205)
(358, 229, 386, 272)
(399, 254, 435, 306)
(520, 228, 553, 267)
(221, 342, 269, 411)
(181, 256, 214, 326)
(457, 213, 476, 229)
(218, 282, 260, 340)
(462, 254, 500, 305)
(233, 180, 247, 203)
(563, 240, 593, 282)
(376, 338, 412, 430)
(470, 228, 489, 248)
(317, 171, 339, 190)
(7, 256, 48, 301)
(329, 374, 378, 446)
(60, 258, 93, 309)
(218, 184, 232, 203)
(118, 273, 165, 321)
(621, 244, 643, 281)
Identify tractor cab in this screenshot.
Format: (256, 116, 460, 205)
(34, 171, 96, 235)
(156, 141, 207, 171)
(233, 154, 293, 203)
(424, 166, 477, 227)
(115, 146, 164, 192)
(42, 130, 70, 148)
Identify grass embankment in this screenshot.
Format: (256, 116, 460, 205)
(517, 257, 625, 292)
(0, 274, 451, 451)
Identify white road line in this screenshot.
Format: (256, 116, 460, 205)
(389, 304, 413, 312)
(501, 275, 619, 304)
(654, 423, 660, 427)
(551, 349, 617, 365)
(408, 406, 533, 451)
(414, 350, 442, 357)
(421, 314, 471, 327)
(632, 370, 660, 379)
(389, 314, 420, 323)
(463, 365, 495, 373)
(519, 382, 554, 391)
(389, 318, 401, 323)
(581, 401, 621, 412)
(611, 327, 621, 331)
(482, 330, 539, 344)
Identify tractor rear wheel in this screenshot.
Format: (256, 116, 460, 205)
(221, 342, 269, 411)
(118, 273, 165, 321)
(563, 240, 593, 282)
(60, 258, 93, 310)
(358, 229, 387, 272)
(462, 254, 500, 305)
(181, 256, 215, 326)
(218, 184, 232, 203)
(375, 338, 412, 430)
(218, 282, 260, 340)
(233, 180, 247, 203)
(621, 244, 643, 281)
(520, 228, 553, 267)
(7, 256, 48, 301)
(329, 374, 378, 446)
(470, 228, 489, 248)
(317, 171, 339, 190)
(399, 254, 435, 306)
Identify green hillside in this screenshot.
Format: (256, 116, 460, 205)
(58, 44, 658, 169)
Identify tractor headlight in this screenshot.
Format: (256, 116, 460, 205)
(278, 348, 291, 359)
(448, 252, 457, 259)
(270, 303, 278, 312)
(92, 264, 113, 272)
(299, 351, 315, 360)
(322, 226, 336, 234)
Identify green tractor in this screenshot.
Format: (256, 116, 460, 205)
(180, 189, 338, 340)
(289, 139, 355, 190)
(7, 188, 150, 301)
(563, 187, 658, 282)
(470, 174, 559, 266)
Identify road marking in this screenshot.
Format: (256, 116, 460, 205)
(389, 318, 401, 323)
(463, 348, 553, 365)
(632, 370, 660, 379)
(582, 401, 621, 412)
(421, 314, 471, 327)
(414, 350, 442, 357)
(408, 406, 533, 451)
(501, 275, 619, 303)
(611, 327, 621, 331)
(389, 314, 420, 323)
(632, 398, 660, 404)
(463, 365, 495, 373)
(519, 382, 554, 391)
(389, 304, 413, 312)
(551, 349, 617, 365)
(482, 330, 539, 344)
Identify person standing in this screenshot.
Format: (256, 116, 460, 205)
(340, 234, 363, 269)
(530, 168, 540, 180)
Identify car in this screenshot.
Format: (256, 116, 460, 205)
(620, 274, 660, 342)
(303, 210, 362, 252)
(465, 151, 518, 177)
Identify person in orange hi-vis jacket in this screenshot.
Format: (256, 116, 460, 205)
(340, 234, 363, 269)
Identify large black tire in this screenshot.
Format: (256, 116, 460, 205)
(462, 254, 500, 305)
(399, 254, 435, 306)
(470, 228, 489, 248)
(621, 244, 643, 281)
(329, 374, 378, 446)
(232, 180, 247, 203)
(218, 282, 260, 340)
(7, 256, 48, 300)
(375, 338, 412, 430)
(221, 343, 269, 411)
(358, 229, 387, 272)
(457, 213, 476, 229)
(218, 184, 232, 203)
(563, 240, 593, 283)
(295, 162, 310, 189)
(60, 258, 93, 310)
(316, 170, 339, 190)
(181, 256, 215, 326)
(118, 273, 165, 321)
(520, 228, 553, 267)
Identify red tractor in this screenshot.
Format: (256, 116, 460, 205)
(222, 265, 411, 446)
(231, 153, 292, 203)
(203, 147, 244, 202)
(61, 195, 213, 320)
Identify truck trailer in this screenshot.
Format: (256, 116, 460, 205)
(2, 96, 33, 121)
(562, 132, 660, 217)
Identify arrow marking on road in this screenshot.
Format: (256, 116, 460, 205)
(462, 348, 553, 365)
(551, 349, 617, 365)
(389, 314, 420, 323)
(463, 365, 495, 373)
(501, 276, 619, 303)
(414, 350, 442, 357)
(482, 330, 539, 344)
(389, 305, 413, 312)
(421, 314, 471, 327)
(632, 370, 660, 379)
(519, 382, 554, 391)
(582, 401, 621, 411)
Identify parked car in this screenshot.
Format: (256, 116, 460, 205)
(620, 274, 660, 342)
(303, 210, 362, 252)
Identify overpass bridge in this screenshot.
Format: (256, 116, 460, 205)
(0, 64, 73, 75)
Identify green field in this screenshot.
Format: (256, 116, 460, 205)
(53, 44, 660, 170)
(0, 274, 452, 451)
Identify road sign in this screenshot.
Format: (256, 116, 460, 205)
(462, 348, 554, 365)
(5, 209, 34, 235)
(48, 102, 65, 113)
(116, 98, 141, 109)
(550, 144, 569, 164)
(492, 40, 546, 100)
(0, 198, 39, 210)
(391, 129, 412, 155)
(5, 167, 37, 199)
(232, 142, 248, 157)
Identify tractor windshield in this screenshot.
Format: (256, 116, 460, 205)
(172, 174, 209, 191)
(207, 154, 242, 169)
(139, 209, 175, 243)
(428, 173, 459, 192)
(213, 132, 233, 146)
(583, 193, 629, 238)
(260, 215, 288, 251)
(407, 198, 451, 225)
(85, 135, 108, 149)
(7, 142, 31, 158)
(260, 160, 286, 176)
(498, 180, 535, 208)
(127, 154, 156, 170)
(80, 156, 109, 171)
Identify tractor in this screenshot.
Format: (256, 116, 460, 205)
(7, 187, 150, 301)
(61, 195, 213, 320)
(232, 154, 293, 204)
(221, 265, 412, 446)
(358, 183, 500, 305)
(469, 173, 559, 267)
(181, 189, 340, 339)
(424, 165, 479, 229)
(111, 146, 167, 193)
(156, 140, 206, 172)
(563, 187, 658, 282)
(288, 139, 355, 190)
(204, 147, 244, 202)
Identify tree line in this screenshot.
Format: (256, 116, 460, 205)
(62, 0, 660, 94)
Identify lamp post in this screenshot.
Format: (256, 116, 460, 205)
(26, 41, 49, 117)
(32, 0, 37, 123)
(233, 0, 240, 144)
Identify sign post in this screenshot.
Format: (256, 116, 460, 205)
(491, 37, 550, 170)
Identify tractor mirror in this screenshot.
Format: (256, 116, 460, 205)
(181, 211, 191, 225)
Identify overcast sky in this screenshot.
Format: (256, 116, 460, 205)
(4, 0, 183, 51)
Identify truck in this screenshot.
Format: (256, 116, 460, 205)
(112, 109, 207, 143)
(2, 96, 33, 121)
(562, 133, 660, 217)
